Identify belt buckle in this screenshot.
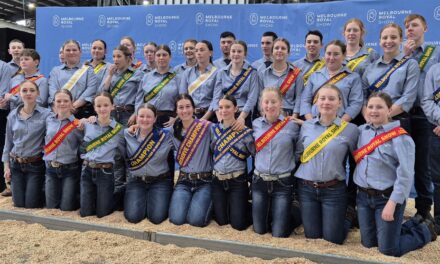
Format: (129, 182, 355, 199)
(89, 161, 97, 168)
(50, 161, 61, 168)
(313, 182, 319, 188)
(16, 157, 24, 163)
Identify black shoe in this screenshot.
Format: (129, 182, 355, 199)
(413, 213, 425, 224)
(345, 206, 358, 229)
(423, 218, 437, 242)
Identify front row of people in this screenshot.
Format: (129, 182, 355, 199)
(2, 80, 437, 257)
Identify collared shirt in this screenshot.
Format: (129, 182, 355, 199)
(422, 63, 440, 125)
(140, 63, 155, 74)
(2, 105, 51, 162)
(135, 68, 180, 111)
(354, 121, 415, 204)
(0, 60, 12, 100)
(210, 123, 255, 174)
(258, 63, 304, 113)
(179, 64, 218, 110)
(7, 60, 20, 78)
(8, 72, 49, 109)
(211, 62, 260, 113)
(48, 62, 98, 104)
(252, 115, 299, 175)
(292, 56, 323, 75)
(343, 46, 379, 77)
(169, 120, 213, 173)
(99, 67, 143, 106)
(362, 53, 419, 112)
(295, 117, 358, 182)
(43, 114, 83, 164)
(252, 57, 272, 72)
(80, 119, 125, 164)
(213, 57, 230, 69)
(124, 127, 173, 177)
(88, 60, 109, 88)
(301, 67, 363, 118)
(173, 62, 194, 75)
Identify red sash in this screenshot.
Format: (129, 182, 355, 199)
(280, 67, 301, 96)
(132, 61, 142, 69)
(9, 75, 44, 95)
(353, 127, 408, 163)
(255, 117, 289, 152)
(44, 119, 80, 155)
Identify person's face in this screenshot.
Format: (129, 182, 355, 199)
(316, 88, 341, 117)
(220, 36, 234, 56)
(195, 43, 212, 65)
(261, 91, 282, 118)
(91, 41, 106, 61)
(405, 18, 426, 42)
(176, 99, 194, 121)
(120, 38, 135, 55)
(8, 42, 24, 60)
(54, 93, 73, 115)
(19, 82, 39, 104)
(94, 95, 114, 118)
(59, 48, 65, 63)
(366, 97, 391, 126)
(143, 45, 156, 63)
(112, 50, 130, 70)
(230, 44, 246, 64)
(272, 40, 289, 62)
(261, 36, 274, 57)
(183, 41, 196, 61)
(218, 99, 237, 121)
(20, 56, 38, 72)
(325, 44, 344, 71)
(344, 22, 363, 46)
(136, 108, 156, 130)
(63, 43, 81, 65)
(155, 49, 171, 69)
(380, 27, 402, 55)
(305, 34, 322, 57)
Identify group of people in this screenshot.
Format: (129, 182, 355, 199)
(0, 13, 440, 257)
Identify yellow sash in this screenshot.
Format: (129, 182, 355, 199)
(188, 66, 217, 95)
(62, 65, 89, 91)
(300, 121, 348, 163)
(93, 62, 106, 74)
(303, 60, 325, 85)
(419, 45, 435, 71)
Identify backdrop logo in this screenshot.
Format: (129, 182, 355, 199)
(305, 12, 315, 25)
(367, 9, 377, 23)
(249, 13, 259, 26)
(435, 6, 440, 21)
(146, 14, 154, 26)
(169, 41, 177, 53)
(195, 12, 204, 25)
(98, 15, 106, 27)
(52, 15, 60, 27)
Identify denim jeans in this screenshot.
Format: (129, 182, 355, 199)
(212, 174, 250, 231)
(169, 176, 212, 227)
(124, 175, 173, 224)
(428, 129, 440, 229)
(10, 159, 45, 208)
(252, 175, 294, 237)
(45, 162, 80, 211)
(80, 165, 114, 218)
(357, 190, 432, 256)
(0, 109, 8, 192)
(298, 180, 347, 244)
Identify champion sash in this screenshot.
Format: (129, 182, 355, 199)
(223, 67, 253, 96)
(255, 117, 289, 153)
(280, 67, 301, 96)
(132, 61, 142, 69)
(85, 122, 123, 152)
(213, 125, 252, 163)
(128, 129, 166, 171)
(313, 71, 350, 104)
(419, 45, 435, 71)
(433, 87, 440, 104)
(300, 121, 348, 163)
(303, 60, 325, 85)
(9, 74, 44, 95)
(110, 70, 134, 98)
(176, 119, 210, 167)
(144, 72, 176, 102)
(62, 65, 89, 91)
(188, 66, 217, 95)
(44, 119, 80, 155)
(353, 127, 408, 163)
(93, 62, 106, 74)
(368, 57, 410, 93)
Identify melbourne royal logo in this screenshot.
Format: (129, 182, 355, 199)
(367, 9, 377, 23)
(51, 15, 84, 28)
(146, 14, 180, 28)
(98, 15, 106, 27)
(146, 14, 154, 26)
(249, 13, 258, 26)
(169, 41, 177, 53)
(306, 12, 315, 25)
(434, 6, 440, 21)
(52, 15, 60, 27)
(196, 12, 204, 25)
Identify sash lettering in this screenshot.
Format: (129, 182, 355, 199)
(213, 125, 252, 163)
(419, 45, 435, 71)
(85, 122, 123, 152)
(128, 129, 166, 171)
(144, 72, 176, 102)
(176, 120, 210, 167)
(223, 67, 253, 96)
(110, 70, 134, 98)
(312, 71, 349, 104)
(303, 60, 325, 85)
(255, 117, 289, 152)
(280, 67, 301, 96)
(44, 119, 80, 155)
(368, 57, 410, 93)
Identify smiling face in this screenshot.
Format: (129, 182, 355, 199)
(218, 98, 237, 121)
(366, 97, 391, 126)
(63, 42, 81, 65)
(325, 44, 345, 71)
(316, 87, 341, 117)
(8, 41, 24, 61)
(91, 40, 106, 61)
(183, 41, 196, 61)
(94, 95, 114, 119)
(261, 90, 282, 119)
(54, 92, 73, 116)
(380, 26, 402, 56)
(305, 34, 322, 58)
(230, 43, 246, 64)
(120, 38, 135, 56)
(176, 98, 194, 121)
(136, 107, 156, 131)
(272, 40, 289, 62)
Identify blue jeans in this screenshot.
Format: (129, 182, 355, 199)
(10, 159, 45, 208)
(357, 190, 432, 256)
(252, 175, 293, 237)
(298, 180, 347, 244)
(45, 162, 80, 211)
(124, 175, 173, 224)
(80, 166, 114, 218)
(428, 130, 440, 228)
(212, 174, 250, 231)
(169, 176, 212, 227)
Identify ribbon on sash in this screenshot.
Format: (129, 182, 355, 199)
(128, 129, 166, 171)
(213, 125, 252, 163)
(300, 121, 348, 163)
(110, 70, 134, 98)
(280, 67, 301, 96)
(255, 117, 289, 153)
(368, 57, 410, 93)
(303, 60, 325, 85)
(188, 66, 217, 95)
(93, 62, 106, 74)
(223, 67, 253, 96)
(9, 74, 44, 95)
(62, 65, 90, 91)
(44, 119, 80, 155)
(312, 71, 349, 104)
(419, 45, 435, 71)
(353, 126, 408, 163)
(85, 122, 123, 152)
(176, 119, 210, 167)
(143, 72, 176, 103)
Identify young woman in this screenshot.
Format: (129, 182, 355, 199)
(301, 40, 363, 122)
(88, 39, 109, 87)
(80, 92, 125, 218)
(211, 95, 255, 230)
(174, 39, 197, 74)
(252, 88, 300, 237)
(44, 89, 82, 211)
(124, 104, 173, 224)
(2, 80, 51, 208)
(259, 38, 304, 118)
(179, 40, 218, 120)
(120, 36, 142, 70)
(295, 84, 358, 244)
(168, 94, 213, 227)
(355, 92, 436, 256)
(141, 42, 157, 73)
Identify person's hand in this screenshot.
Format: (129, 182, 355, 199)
(231, 117, 245, 131)
(304, 113, 313, 120)
(163, 117, 176, 128)
(127, 114, 137, 126)
(403, 39, 416, 57)
(289, 116, 304, 126)
(433, 125, 440, 136)
(3, 93, 13, 101)
(4, 167, 10, 182)
(381, 200, 396, 222)
(108, 64, 117, 76)
(128, 124, 139, 134)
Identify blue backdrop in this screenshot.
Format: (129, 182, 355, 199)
(36, 0, 440, 75)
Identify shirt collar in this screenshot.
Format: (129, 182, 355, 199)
(312, 116, 342, 126)
(378, 52, 405, 64)
(262, 114, 284, 124)
(365, 120, 400, 132)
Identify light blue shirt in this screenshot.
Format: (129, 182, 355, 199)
(343, 46, 379, 77)
(0, 60, 12, 102)
(422, 63, 440, 125)
(8, 72, 49, 109)
(251, 57, 272, 72)
(213, 57, 230, 70)
(354, 121, 415, 204)
(6, 60, 20, 78)
(173, 62, 192, 75)
(99, 67, 143, 106)
(292, 56, 323, 77)
(88, 60, 109, 88)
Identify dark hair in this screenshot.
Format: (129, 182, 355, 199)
(62, 39, 81, 51)
(197, 40, 214, 64)
(92, 39, 107, 60)
(367, 92, 393, 108)
(184, 39, 197, 46)
(54, 89, 73, 102)
(21, 48, 40, 61)
(325, 40, 347, 55)
(137, 103, 157, 117)
(20, 79, 39, 92)
(220, 94, 238, 107)
(220, 31, 236, 39)
(262, 31, 278, 41)
(232, 40, 248, 56)
(114, 45, 132, 59)
(156, 44, 172, 57)
(93, 91, 113, 105)
(273, 38, 291, 53)
(143, 41, 158, 49)
(173, 94, 195, 141)
(305, 30, 323, 43)
(380, 23, 403, 39)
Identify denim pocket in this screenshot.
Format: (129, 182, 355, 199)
(101, 168, 114, 176)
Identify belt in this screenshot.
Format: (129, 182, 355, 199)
(138, 171, 171, 183)
(84, 160, 113, 169)
(10, 154, 42, 164)
(213, 170, 245, 180)
(48, 160, 78, 169)
(359, 186, 393, 197)
(114, 105, 134, 112)
(194, 107, 208, 115)
(254, 170, 291, 181)
(179, 171, 212, 181)
(301, 179, 342, 188)
(156, 110, 176, 117)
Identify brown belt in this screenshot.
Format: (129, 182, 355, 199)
(301, 179, 342, 189)
(139, 171, 171, 183)
(359, 186, 393, 197)
(48, 160, 78, 169)
(179, 171, 212, 181)
(84, 160, 113, 169)
(114, 105, 134, 112)
(10, 154, 42, 164)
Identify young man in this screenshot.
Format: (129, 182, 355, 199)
(0, 60, 11, 195)
(213, 31, 236, 69)
(292, 30, 324, 85)
(251, 31, 278, 71)
(6, 39, 25, 77)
